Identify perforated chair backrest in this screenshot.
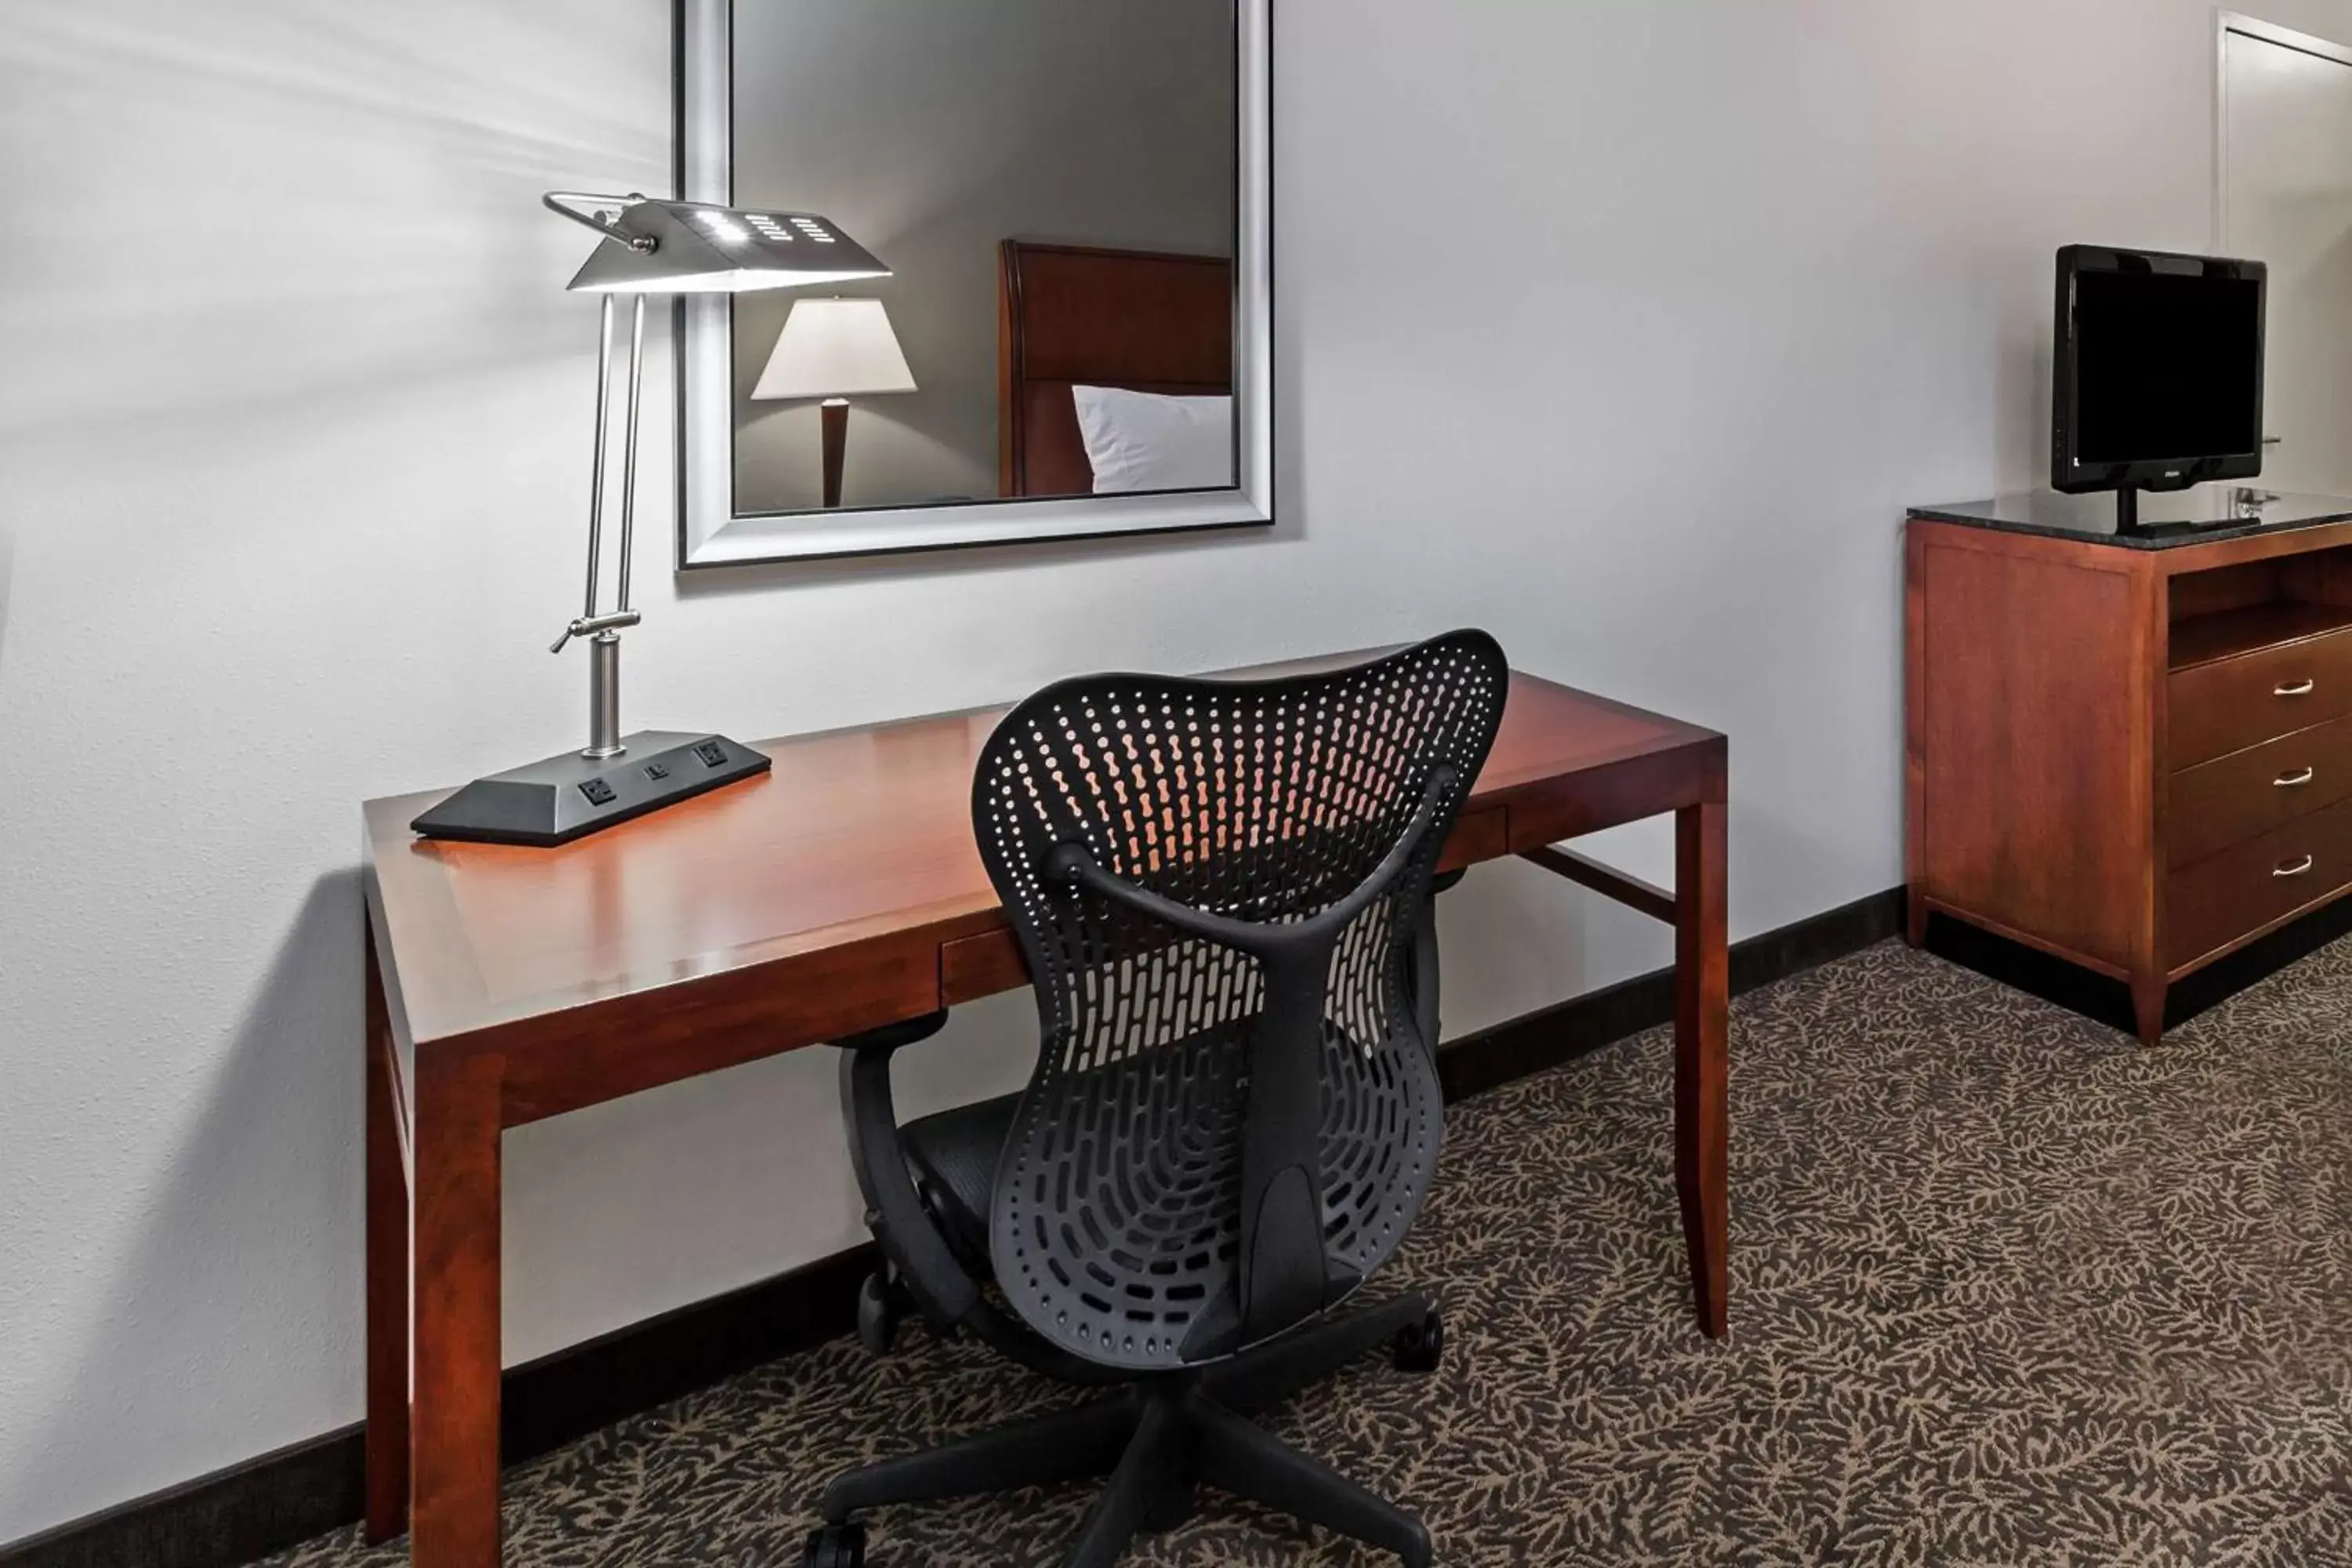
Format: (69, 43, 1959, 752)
(971, 632, 1508, 1372)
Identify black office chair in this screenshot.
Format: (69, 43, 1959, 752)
(806, 631, 1509, 1568)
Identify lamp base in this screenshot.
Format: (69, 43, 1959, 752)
(410, 731, 772, 847)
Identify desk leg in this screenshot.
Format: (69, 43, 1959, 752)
(412, 1049, 506, 1566)
(1674, 800, 1730, 1339)
(364, 932, 410, 1543)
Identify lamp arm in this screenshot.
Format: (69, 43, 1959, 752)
(543, 191, 657, 253)
(551, 295, 649, 657)
(549, 262, 655, 760)
(615, 295, 646, 613)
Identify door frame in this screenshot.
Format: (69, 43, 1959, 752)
(2216, 11, 2352, 250)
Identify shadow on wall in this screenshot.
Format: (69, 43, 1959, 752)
(6, 872, 363, 1541)
(0, 4, 644, 444)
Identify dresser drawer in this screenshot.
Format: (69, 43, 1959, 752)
(2169, 716, 2352, 869)
(2167, 791, 2352, 967)
(2170, 627, 2352, 770)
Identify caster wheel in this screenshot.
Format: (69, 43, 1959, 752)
(804, 1519, 867, 1568)
(1394, 1309, 1445, 1374)
(856, 1272, 900, 1357)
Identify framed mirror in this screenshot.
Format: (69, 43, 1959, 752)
(676, 0, 1272, 567)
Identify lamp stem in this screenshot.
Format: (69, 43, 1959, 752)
(565, 292, 641, 760)
(583, 295, 616, 619)
(586, 632, 622, 759)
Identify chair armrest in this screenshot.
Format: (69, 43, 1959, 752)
(836, 1018, 977, 1325)
(835, 1017, 1141, 1385)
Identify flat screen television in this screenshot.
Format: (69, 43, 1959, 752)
(2051, 244, 2267, 528)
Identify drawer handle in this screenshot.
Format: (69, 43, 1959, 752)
(2276, 678, 2318, 697)
(2275, 855, 2317, 879)
(2277, 767, 2318, 789)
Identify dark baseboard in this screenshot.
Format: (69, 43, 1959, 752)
(498, 1243, 877, 1463)
(0, 1426, 368, 1568)
(1436, 887, 1906, 1101)
(1922, 887, 2352, 1038)
(2, 889, 1907, 1568)
(0, 1248, 877, 1568)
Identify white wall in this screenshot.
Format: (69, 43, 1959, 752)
(9, 0, 2352, 1544)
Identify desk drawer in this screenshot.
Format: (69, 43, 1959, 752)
(2170, 628, 2352, 770)
(2167, 791, 2352, 968)
(2169, 716, 2352, 869)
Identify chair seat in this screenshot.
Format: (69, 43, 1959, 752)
(902, 1090, 1022, 1265)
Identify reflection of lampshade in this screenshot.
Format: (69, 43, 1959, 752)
(750, 298, 917, 511)
(752, 297, 918, 400)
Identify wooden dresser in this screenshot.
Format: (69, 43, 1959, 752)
(1906, 492, 2352, 1044)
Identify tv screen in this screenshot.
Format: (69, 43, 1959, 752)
(2053, 246, 2266, 496)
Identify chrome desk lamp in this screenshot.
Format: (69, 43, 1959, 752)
(412, 194, 888, 847)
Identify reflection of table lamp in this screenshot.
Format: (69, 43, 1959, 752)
(751, 297, 917, 508)
(412, 194, 889, 847)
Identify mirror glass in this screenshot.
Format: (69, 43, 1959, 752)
(728, 0, 1240, 518)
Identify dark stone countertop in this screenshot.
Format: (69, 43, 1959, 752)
(1909, 489, 2352, 550)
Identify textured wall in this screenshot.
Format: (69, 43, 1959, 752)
(7, 0, 2352, 1544)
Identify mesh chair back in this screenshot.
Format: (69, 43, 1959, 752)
(971, 632, 1508, 1371)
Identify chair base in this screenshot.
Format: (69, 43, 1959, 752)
(813, 1293, 1439, 1568)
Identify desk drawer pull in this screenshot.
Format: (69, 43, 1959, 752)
(2277, 678, 2318, 698)
(2275, 854, 2317, 879)
(2277, 767, 2318, 788)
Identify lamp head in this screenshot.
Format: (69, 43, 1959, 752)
(546, 193, 891, 295)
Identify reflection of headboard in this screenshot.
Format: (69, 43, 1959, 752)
(997, 241, 1234, 497)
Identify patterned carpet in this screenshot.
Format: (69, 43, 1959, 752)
(266, 938, 2352, 1566)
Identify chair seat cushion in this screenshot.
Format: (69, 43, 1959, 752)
(902, 1091, 1022, 1263)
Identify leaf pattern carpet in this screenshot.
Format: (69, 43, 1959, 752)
(265, 937, 2352, 1566)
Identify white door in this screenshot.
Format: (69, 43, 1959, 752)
(2222, 17, 2352, 495)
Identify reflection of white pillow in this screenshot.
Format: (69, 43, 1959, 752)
(1071, 385, 1234, 494)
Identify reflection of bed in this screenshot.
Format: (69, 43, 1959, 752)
(996, 240, 1234, 497)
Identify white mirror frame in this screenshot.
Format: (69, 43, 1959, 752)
(674, 0, 1273, 568)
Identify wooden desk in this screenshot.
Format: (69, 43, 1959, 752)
(361, 660, 1728, 1565)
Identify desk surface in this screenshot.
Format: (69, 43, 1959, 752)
(365, 659, 1719, 1064)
